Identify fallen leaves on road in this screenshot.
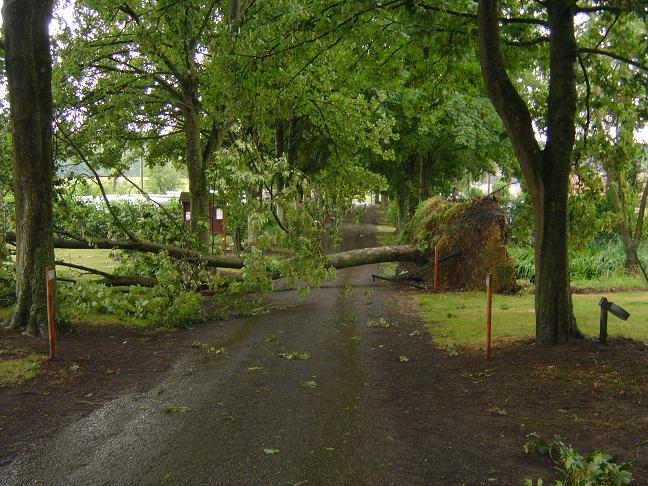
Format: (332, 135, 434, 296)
(192, 342, 224, 354)
(487, 407, 508, 416)
(278, 351, 310, 360)
(367, 317, 391, 328)
(164, 406, 190, 414)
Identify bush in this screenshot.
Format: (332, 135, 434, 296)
(509, 239, 648, 281)
(54, 198, 201, 250)
(0, 262, 15, 307)
(147, 164, 181, 194)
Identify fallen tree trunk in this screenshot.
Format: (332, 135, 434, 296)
(5, 232, 426, 288)
(6, 232, 244, 268)
(6, 232, 425, 271)
(325, 245, 425, 269)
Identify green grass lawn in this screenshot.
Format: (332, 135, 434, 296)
(0, 352, 46, 385)
(416, 290, 648, 348)
(571, 274, 648, 289)
(55, 248, 117, 280)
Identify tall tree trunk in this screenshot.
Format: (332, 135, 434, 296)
(182, 104, 209, 245)
(608, 178, 639, 270)
(406, 156, 418, 218)
(395, 190, 408, 229)
(630, 178, 648, 270)
(3, 0, 55, 335)
(478, 0, 579, 345)
(419, 153, 433, 203)
(533, 161, 576, 344)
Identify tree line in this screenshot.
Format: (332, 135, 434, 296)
(1, 0, 646, 344)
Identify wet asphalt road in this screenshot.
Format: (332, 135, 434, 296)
(2, 209, 485, 485)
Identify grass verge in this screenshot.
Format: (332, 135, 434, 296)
(0, 352, 46, 385)
(416, 290, 648, 348)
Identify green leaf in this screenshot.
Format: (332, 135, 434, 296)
(164, 406, 190, 414)
(278, 351, 310, 360)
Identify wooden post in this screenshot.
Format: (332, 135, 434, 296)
(45, 266, 56, 360)
(599, 299, 608, 345)
(485, 273, 493, 359)
(433, 245, 439, 292)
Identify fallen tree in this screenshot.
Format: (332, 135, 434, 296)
(5, 231, 426, 285)
(402, 196, 518, 293)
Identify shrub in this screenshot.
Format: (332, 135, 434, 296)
(509, 239, 648, 281)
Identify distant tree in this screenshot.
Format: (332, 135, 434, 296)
(148, 164, 181, 194)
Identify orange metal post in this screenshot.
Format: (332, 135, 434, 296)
(433, 245, 439, 292)
(485, 273, 493, 359)
(45, 266, 56, 360)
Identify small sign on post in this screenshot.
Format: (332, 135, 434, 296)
(598, 297, 630, 345)
(45, 266, 56, 360)
(485, 273, 493, 359)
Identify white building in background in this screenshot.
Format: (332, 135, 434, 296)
(79, 192, 181, 206)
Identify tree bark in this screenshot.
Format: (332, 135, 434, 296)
(419, 153, 433, 202)
(608, 178, 638, 270)
(3, 0, 55, 335)
(478, 0, 579, 345)
(182, 103, 210, 245)
(395, 190, 408, 229)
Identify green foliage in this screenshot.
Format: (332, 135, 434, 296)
(147, 164, 181, 194)
(54, 197, 197, 249)
(510, 240, 648, 281)
(59, 283, 206, 329)
(523, 433, 632, 485)
(508, 246, 535, 281)
(0, 262, 16, 307)
(507, 193, 534, 245)
(59, 253, 208, 329)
